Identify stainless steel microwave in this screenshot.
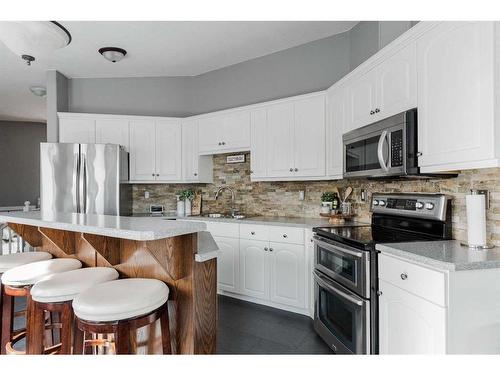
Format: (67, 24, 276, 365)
(343, 109, 421, 179)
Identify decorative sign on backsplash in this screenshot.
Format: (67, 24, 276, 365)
(226, 154, 245, 164)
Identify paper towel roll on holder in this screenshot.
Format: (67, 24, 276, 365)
(461, 189, 494, 249)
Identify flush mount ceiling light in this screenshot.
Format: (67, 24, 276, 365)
(98, 47, 127, 63)
(0, 21, 71, 65)
(29, 86, 47, 97)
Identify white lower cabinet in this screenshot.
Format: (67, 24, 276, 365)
(378, 279, 446, 354)
(239, 239, 270, 300)
(213, 235, 240, 293)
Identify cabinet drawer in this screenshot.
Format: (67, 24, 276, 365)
(204, 221, 239, 238)
(240, 224, 269, 241)
(268, 226, 304, 245)
(379, 253, 446, 307)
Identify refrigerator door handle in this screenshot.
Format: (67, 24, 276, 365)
(81, 154, 87, 214)
(74, 153, 81, 213)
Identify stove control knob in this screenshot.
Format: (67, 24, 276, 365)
(415, 202, 424, 209)
(425, 202, 435, 210)
(379, 200, 386, 207)
(373, 200, 379, 206)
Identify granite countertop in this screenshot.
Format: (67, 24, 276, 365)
(133, 213, 370, 229)
(376, 240, 500, 271)
(0, 211, 207, 242)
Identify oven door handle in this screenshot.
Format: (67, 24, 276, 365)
(313, 236, 363, 258)
(377, 130, 390, 172)
(314, 270, 364, 306)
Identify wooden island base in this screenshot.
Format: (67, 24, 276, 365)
(7, 223, 217, 354)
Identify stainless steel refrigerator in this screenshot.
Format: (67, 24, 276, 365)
(40, 143, 132, 216)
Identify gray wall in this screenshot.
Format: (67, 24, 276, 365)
(46, 70, 68, 142)
(65, 21, 414, 119)
(0, 121, 46, 207)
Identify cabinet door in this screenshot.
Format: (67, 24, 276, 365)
(95, 118, 130, 151)
(239, 239, 269, 300)
(345, 70, 377, 132)
(375, 42, 417, 120)
(269, 242, 305, 308)
(222, 111, 251, 151)
(250, 108, 267, 179)
(293, 95, 326, 177)
(266, 102, 294, 177)
(198, 116, 222, 154)
(379, 280, 446, 354)
(155, 120, 182, 181)
(417, 22, 494, 171)
(59, 117, 96, 143)
(129, 120, 156, 181)
(326, 87, 344, 178)
(214, 236, 240, 293)
(182, 119, 199, 182)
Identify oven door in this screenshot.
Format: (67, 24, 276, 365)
(314, 236, 370, 298)
(314, 270, 370, 354)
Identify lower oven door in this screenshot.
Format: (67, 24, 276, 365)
(314, 269, 370, 354)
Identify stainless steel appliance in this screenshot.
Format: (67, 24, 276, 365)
(343, 109, 456, 179)
(40, 143, 131, 216)
(312, 193, 452, 354)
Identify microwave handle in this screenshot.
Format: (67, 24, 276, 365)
(377, 130, 390, 172)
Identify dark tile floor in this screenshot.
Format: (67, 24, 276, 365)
(217, 295, 332, 354)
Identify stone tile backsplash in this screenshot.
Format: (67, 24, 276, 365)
(132, 153, 500, 246)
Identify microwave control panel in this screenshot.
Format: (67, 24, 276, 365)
(390, 130, 404, 167)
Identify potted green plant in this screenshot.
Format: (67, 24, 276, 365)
(320, 192, 336, 214)
(181, 189, 195, 216)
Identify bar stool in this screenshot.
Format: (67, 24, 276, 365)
(29, 267, 120, 354)
(1, 258, 82, 354)
(0, 252, 53, 354)
(72, 278, 172, 355)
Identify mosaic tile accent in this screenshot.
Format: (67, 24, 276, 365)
(132, 153, 500, 246)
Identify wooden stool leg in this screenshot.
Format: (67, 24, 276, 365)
(26, 297, 45, 354)
(160, 306, 172, 354)
(1, 287, 14, 355)
(59, 303, 72, 355)
(72, 322, 84, 355)
(114, 323, 130, 354)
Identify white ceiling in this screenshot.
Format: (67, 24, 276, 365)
(0, 21, 358, 122)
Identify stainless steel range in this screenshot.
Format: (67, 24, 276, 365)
(312, 193, 452, 354)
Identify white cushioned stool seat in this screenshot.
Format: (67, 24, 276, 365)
(73, 278, 169, 322)
(31, 267, 120, 303)
(0, 252, 53, 274)
(1, 258, 82, 287)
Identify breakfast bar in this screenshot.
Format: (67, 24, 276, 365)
(0, 211, 219, 354)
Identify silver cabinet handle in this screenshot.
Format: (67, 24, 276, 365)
(264, 247, 268, 251)
(283, 234, 288, 238)
(222, 141, 226, 145)
(400, 273, 408, 280)
(250, 170, 254, 174)
(269, 248, 273, 252)
(416, 152, 423, 157)
(251, 231, 255, 235)
(294, 168, 298, 172)
(375, 108, 380, 113)
(289, 168, 293, 172)
(370, 110, 375, 115)
(194, 173, 197, 176)
(152, 173, 155, 176)
(377, 290, 383, 296)
(218, 142, 222, 146)
(156, 174, 159, 177)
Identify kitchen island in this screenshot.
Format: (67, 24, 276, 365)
(0, 211, 219, 354)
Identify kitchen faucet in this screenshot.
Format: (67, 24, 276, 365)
(214, 186, 237, 218)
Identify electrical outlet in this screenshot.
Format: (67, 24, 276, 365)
(299, 191, 305, 201)
(144, 191, 150, 199)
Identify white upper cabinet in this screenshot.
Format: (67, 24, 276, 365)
(95, 118, 130, 151)
(182, 119, 213, 183)
(129, 120, 156, 181)
(326, 86, 345, 179)
(345, 69, 377, 132)
(250, 108, 268, 179)
(293, 95, 326, 177)
(265, 102, 295, 178)
(417, 22, 497, 172)
(252, 92, 327, 181)
(375, 42, 417, 120)
(198, 110, 250, 154)
(58, 116, 96, 143)
(345, 42, 417, 132)
(155, 120, 182, 181)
